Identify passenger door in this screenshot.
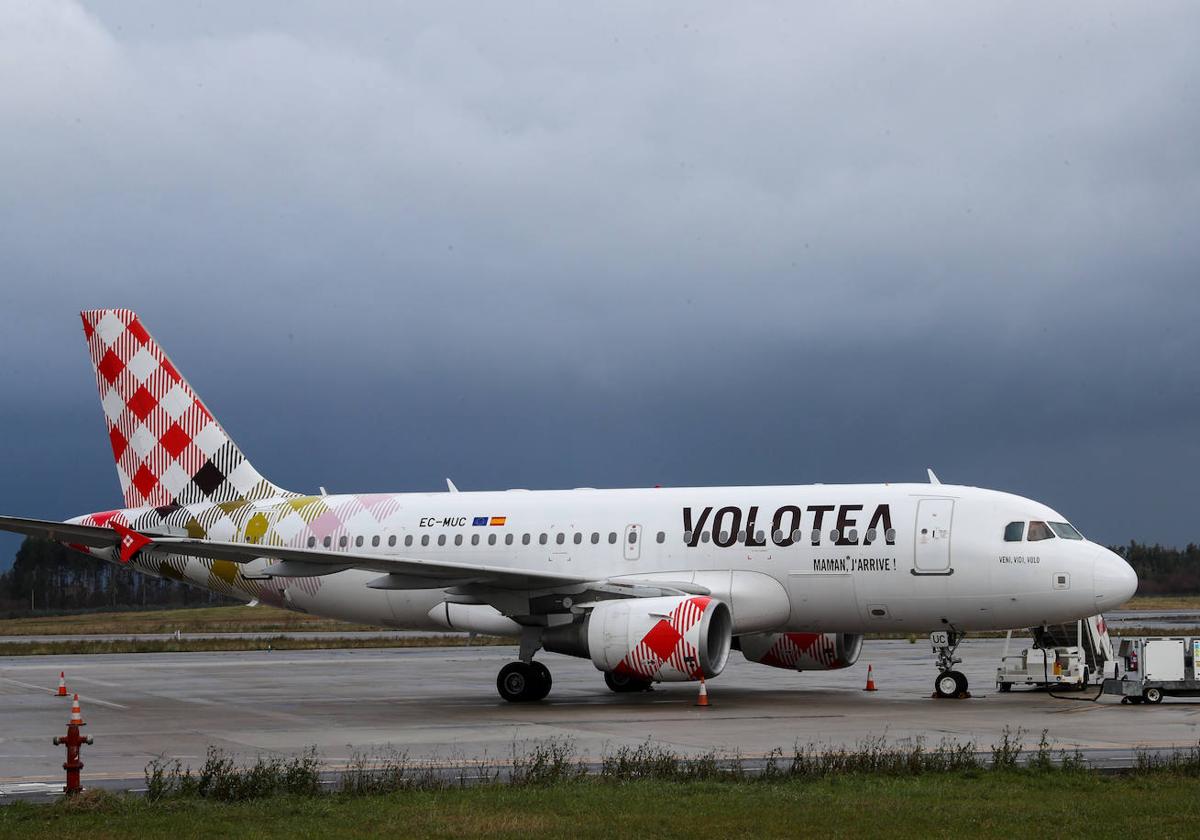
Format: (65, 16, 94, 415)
(913, 499, 953, 574)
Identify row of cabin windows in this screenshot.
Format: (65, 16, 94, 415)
(1003, 520, 1084, 542)
(304, 527, 898, 550)
(305, 530, 669, 550)
(685, 528, 896, 544)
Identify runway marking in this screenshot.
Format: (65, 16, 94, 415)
(0, 677, 129, 710)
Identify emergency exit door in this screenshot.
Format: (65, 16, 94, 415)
(913, 499, 953, 574)
(624, 524, 642, 561)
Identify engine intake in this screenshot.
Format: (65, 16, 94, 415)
(739, 632, 863, 671)
(544, 595, 732, 681)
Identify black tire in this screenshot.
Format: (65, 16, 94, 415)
(998, 682, 1012, 693)
(1144, 686, 1165, 705)
(1075, 668, 1090, 691)
(528, 661, 552, 701)
(950, 670, 968, 695)
(935, 672, 959, 698)
(497, 662, 535, 703)
(604, 670, 652, 693)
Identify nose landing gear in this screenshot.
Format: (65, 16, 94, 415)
(931, 628, 970, 699)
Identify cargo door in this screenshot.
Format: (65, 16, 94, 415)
(913, 499, 953, 574)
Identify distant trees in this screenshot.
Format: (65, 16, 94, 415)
(1115, 541, 1200, 596)
(0, 537, 236, 616)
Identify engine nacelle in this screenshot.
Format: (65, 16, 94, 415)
(544, 595, 732, 681)
(738, 632, 863, 671)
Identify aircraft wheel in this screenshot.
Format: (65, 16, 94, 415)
(604, 670, 652, 693)
(935, 672, 959, 698)
(528, 661, 553, 701)
(497, 662, 537, 703)
(1144, 686, 1164, 705)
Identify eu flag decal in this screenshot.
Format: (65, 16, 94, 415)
(472, 516, 488, 526)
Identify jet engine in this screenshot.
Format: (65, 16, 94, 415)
(543, 595, 732, 681)
(738, 631, 863, 671)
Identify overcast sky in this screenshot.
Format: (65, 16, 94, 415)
(1, 1, 1198, 570)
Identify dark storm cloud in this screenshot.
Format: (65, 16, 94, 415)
(1, 0, 1198, 569)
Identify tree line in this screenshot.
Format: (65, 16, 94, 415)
(1, 537, 1197, 617)
(0, 537, 236, 616)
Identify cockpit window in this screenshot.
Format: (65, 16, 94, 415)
(1049, 521, 1084, 540)
(1003, 522, 1025, 542)
(1027, 521, 1054, 541)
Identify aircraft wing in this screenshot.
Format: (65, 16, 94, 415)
(0, 515, 590, 591)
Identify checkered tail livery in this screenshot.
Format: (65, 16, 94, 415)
(80, 309, 296, 509)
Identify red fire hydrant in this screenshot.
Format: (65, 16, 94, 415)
(52, 695, 93, 795)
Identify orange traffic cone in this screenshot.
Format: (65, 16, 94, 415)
(69, 694, 85, 726)
(864, 664, 877, 692)
(57, 672, 68, 697)
(695, 677, 710, 707)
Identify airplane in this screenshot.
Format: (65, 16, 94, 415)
(0, 309, 1138, 702)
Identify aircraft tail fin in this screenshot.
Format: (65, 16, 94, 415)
(80, 309, 295, 509)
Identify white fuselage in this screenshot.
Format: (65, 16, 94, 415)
(89, 482, 1135, 636)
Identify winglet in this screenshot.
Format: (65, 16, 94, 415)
(446, 478, 459, 493)
(110, 521, 152, 564)
(927, 468, 941, 485)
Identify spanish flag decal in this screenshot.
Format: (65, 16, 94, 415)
(490, 516, 507, 526)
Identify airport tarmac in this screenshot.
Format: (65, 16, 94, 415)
(2, 638, 1198, 795)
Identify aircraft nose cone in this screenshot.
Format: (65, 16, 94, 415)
(1093, 548, 1138, 611)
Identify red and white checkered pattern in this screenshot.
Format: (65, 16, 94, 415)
(81, 309, 292, 509)
(615, 596, 712, 681)
(755, 632, 845, 670)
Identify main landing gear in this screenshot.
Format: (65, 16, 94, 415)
(931, 628, 970, 699)
(497, 661, 552, 702)
(497, 627, 553, 703)
(604, 670, 653, 693)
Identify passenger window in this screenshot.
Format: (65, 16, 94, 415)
(772, 530, 783, 543)
(372, 535, 380, 547)
(471, 534, 479, 546)
(865, 529, 877, 543)
(389, 535, 397, 547)
(608, 532, 617, 544)
(355, 535, 363, 547)
(846, 529, 857, 543)
(522, 533, 530, 545)
(755, 530, 765, 543)
(323, 536, 331, 548)
(656, 531, 665, 543)
(885, 528, 896, 542)
(574, 532, 582, 545)
(701, 532, 710, 543)
(1004, 522, 1025, 542)
(556, 533, 565, 545)
(339, 536, 348, 548)
(591, 532, 600, 544)
(628, 530, 638, 544)
(307, 537, 316, 548)
(506, 534, 514, 545)
(488, 534, 496, 546)
(1027, 521, 1054, 541)
(421, 535, 429, 547)
(539, 533, 548, 545)
(737, 530, 747, 543)
(829, 530, 840, 543)
(437, 535, 446, 546)
(810, 529, 821, 544)
(403, 535, 412, 547)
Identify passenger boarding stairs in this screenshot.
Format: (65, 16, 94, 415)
(1030, 615, 1114, 677)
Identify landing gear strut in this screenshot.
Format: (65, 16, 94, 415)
(931, 628, 969, 699)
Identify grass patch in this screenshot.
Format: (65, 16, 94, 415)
(4, 772, 1200, 839)
(0, 635, 511, 656)
(1119, 594, 1200, 611)
(0, 605, 366, 636)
